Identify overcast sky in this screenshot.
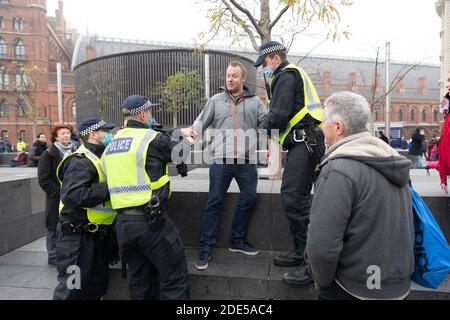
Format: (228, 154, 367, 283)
(47, 0, 442, 64)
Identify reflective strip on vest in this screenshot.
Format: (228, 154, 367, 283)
(278, 64, 324, 146)
(102, 128, 171, 210)
(56, 144, 117, 225)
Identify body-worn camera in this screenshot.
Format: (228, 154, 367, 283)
(145, 195, 164, 225)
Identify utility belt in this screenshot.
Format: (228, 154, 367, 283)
(118, 196, 167, 231)
(283, 126, 319, 153)
(60, 220, 112, 236)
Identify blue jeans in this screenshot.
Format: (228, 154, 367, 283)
(200, 163, 258, 251)
(412, 155, 422, 169)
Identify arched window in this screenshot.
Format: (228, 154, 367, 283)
(0, 17, 4, 29)
(15, 40, 25, 59)
(374, 110, 379, 122)
(0, 66, 9, 88)
(0, 99, 8, 118)
(71, 102, 77, 119)
(0, 38, 6, 57)
(422, 109, 427, 122)
(398, 108, 403, 122)
(17, 99, 26, 118)
(13, 18, 23, 31)
(434, 109, 440, 122)
(411, 109, 416, 122)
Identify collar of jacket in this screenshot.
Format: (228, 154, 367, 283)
(220, 84, 255, 100)
(126, 120, 149, 129)
(273, 60, 290, 77)
(48, 144, 63, 161)
(84, 142, 106, 158)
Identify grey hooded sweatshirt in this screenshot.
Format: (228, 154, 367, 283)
(193, 86, 267, 163)
(306, 132, 415, 300)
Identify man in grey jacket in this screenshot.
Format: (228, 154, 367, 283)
(306, 91, 415, 300)
(193, 61, 268, 270)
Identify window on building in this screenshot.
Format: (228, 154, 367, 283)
(13, 18, 23, 31)
(71, 102, 76, 119)
(15, 40, 25, 59)
(398, 109, 403, 122)
(0, 38, 6, 57)
(1, 130, 8, 142)
(411, 109, 416, 122)
(18, 130, 26, 141)
(15, 73, 28, 89)
(0, 66, 8, 88)
(0, 17, 4, 29)
(434, 109, 440, 122)
(17, 99, 27, 118)
(422, 110, 427, 122)
(0, 99, 7, 117)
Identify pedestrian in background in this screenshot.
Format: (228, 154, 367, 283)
(409, 127, 425, 168)
(28, 133, 48, 167)
(38, 124, 76, 266)
(377, 131, 389, 145)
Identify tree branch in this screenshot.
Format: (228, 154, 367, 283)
(270, 4, 291, 30)
(227, 0, 264, 36)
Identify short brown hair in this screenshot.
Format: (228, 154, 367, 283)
(267, 51, 287, 61)
(51, 124, 73, 143)
(228, 61, 247, 79)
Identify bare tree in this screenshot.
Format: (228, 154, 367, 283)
(197, 0, 352, 52)
(9, 62, 46, 139)
(80, 65, 123, 118)
(363, 48, 423, 134)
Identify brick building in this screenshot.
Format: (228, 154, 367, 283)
(0, 0, 77, 150)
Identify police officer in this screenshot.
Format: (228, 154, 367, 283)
(102, 95, 193, 300)
(53, 117, 117, 300)
(255, 41, 325, 286)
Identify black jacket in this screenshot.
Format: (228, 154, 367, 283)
(29, 141, 48, 165)
(264, 60, 316, 134)
(125, 120, 191, 203)
(58, 142, 110, 224)
(409, 130, 424, 156)
(38, 145, 64, 230)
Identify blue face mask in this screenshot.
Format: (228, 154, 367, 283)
(147, 117, 156, 128)
(262, 67, 274, 78)
(101, 132, 113, 147)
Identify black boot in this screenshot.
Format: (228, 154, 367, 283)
(282, 262, 314, 286)
(274, 251, 303, 267)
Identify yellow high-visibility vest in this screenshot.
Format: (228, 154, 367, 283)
(101, 127, 171, 210)
(57, 144, 116, 226)
(277, 64, 324, 146)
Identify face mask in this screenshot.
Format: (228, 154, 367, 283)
(262, 67, 274, 78)
(101, 132, 113, 147)
(147, 117, 156, 128)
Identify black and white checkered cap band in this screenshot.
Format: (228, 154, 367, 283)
(128, 101, 153, 116)
(259, 45, 286, 58)
(80, 120, 106, 137)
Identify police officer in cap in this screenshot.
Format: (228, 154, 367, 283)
(53, 117, 117, 300)
(255, 41, 325, 286)
(102, 95, 193, 300)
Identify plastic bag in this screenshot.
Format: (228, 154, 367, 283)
(410, 187, 450, 289)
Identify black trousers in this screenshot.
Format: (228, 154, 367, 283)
(281, 140, 324, 257)
(53, 226, 110, 300)
(116, 213, 190, 300)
